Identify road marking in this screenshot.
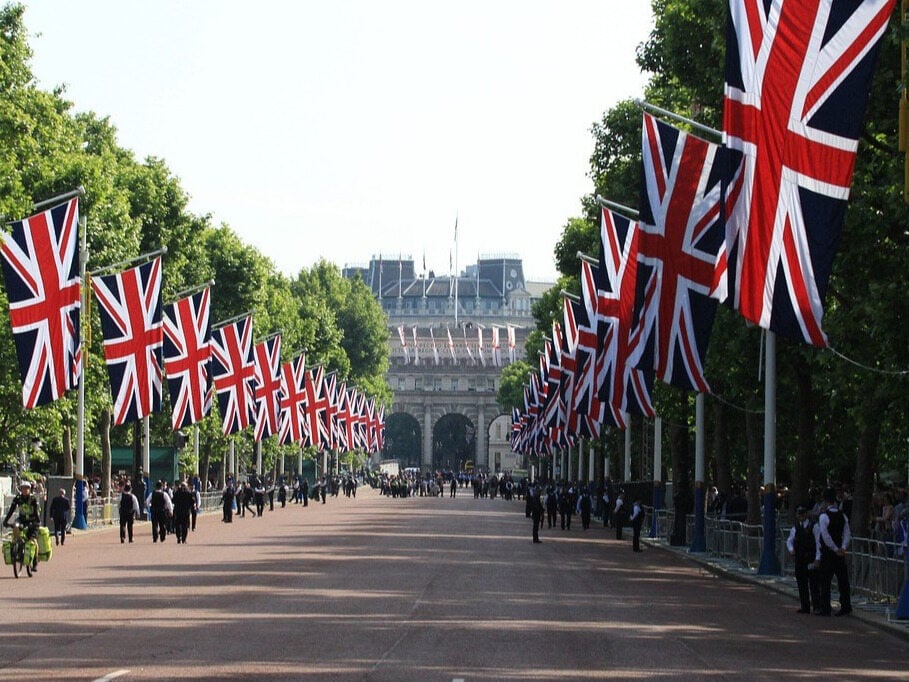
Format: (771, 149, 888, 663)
(92, 670, 129, 682)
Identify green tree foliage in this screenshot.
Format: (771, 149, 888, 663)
(497, 360, 533, 412)
(0, 3, 392, 482)
(537, 0, 909, 533)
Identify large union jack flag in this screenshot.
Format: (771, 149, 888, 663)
(210, 315, 255, 435)
(1, 197, 81, 409)
(163, 288, 211, 430)
(252, 334, 282, 442)
(92, 257, 164, 425)
(278, 353, 307, 446)
(636, 113, 743, 393)
(723, 0, 895, 346)
(594, 206, 653, 426)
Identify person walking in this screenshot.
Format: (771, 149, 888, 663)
(148, 481, 173, 542)
(545, 486, 558, 529)
(118, 484, 139, 544)
(48, 488, 70, 546)
(577, 488, 592, 530)
(254, 481, 266, 517)
(787, 505, 822, 614)
(630, 499, 644, 552)
(817, 488, 852, 616)
(171, 481, 194, 544)
(190, 485, 201, 532)
(614, 492, 627, 540)
(221, 483, 235, 523)
(530, 485, 544, 544)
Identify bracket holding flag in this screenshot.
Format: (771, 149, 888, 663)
(90, 246, 168, 278)
(595, 195, 639, 220)
(634, 98, 722, 142)
(168, 279, 215, 303)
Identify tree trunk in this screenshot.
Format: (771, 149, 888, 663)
(711, 398, 730, 499)
(852, 387, 887, 537)
(99, 410, 112, 498)
(745, 405, 762, 526)
(201, 442, 211, 491)
(790, 352, 815, 520)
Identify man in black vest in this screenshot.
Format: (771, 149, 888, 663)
(817, 488, 852, 616)
(787, 505, 821, 613)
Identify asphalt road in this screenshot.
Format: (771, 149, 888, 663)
(0, 486, 907, 681)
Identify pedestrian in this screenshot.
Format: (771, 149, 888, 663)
(301, 478, 309, 507)
(190, 485, 201, 531)
(267, 479, 275, 511)
(558, 486, 574, 531)
(787, 505, 821, 614)
(545, 486, 558, 529)
(577, 488, 592, 530)
(48, 488, 70, 546)
(118, 484, 139, 543)
(530, 485, 544, 544)
(171, 481, 194, 544)
(148, 480, 173, 542)
(254, 481, 266, 517)
(630, 499, 644, 552)
(278, 482, 287, 508)
(817, 488, 852, 616)
(614, 492, 626, 540)
(221, 483, 235, 523)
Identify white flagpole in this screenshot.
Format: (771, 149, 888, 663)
(73, 213, 88, 530)
(454, 215, 459, 326)
(143, 415, 150, 478)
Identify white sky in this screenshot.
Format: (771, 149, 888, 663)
(22, 1, 652, 282)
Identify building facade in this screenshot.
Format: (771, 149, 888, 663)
(344, 254, 550, 473)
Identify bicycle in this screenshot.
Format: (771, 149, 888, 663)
(3, 521, 37, 579)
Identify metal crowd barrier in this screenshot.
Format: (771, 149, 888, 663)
(645, 506, 906, 603)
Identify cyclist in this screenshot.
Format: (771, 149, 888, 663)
(3, 481, 41, 572)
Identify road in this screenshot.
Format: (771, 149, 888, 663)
(0, 486, 906, 681)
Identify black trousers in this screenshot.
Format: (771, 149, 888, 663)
(151, 512, 167, 542)
(52, 518, 66, 544)
(794, 564, 821, 611)
(119, 515, 134, 542)
(174, 514, 190, 543)
(820, 554, 851, 614)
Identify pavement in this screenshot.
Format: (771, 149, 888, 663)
(643, 534, 909, 643)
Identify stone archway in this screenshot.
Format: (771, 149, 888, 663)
(383, 412, 422, 468)
(432, 413, 476, 473)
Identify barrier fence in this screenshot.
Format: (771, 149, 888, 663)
(647, 507, 908, 603)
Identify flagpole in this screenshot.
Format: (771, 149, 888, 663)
(32, 185, 85, 212)
(691, 393, 707, 552)
(577, 251, 598, 266)
(453, 216, 459, 326)
(212, 311, 252, 331)
(143, 415, 150, 480)
(91, 246, 168, 278)
(650, 416, 663, 538)
(596, 196, 639, 220)
(72, 213, 89, 531)
(758, 330, 781, 574)
(633, 98, 722, 141)
(168, 279, 215, 303)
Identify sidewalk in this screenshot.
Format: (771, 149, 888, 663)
(646, 536, 909, 642)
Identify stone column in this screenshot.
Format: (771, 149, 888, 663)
(423, 404, 433, 470)
(476, 405, 486, 470)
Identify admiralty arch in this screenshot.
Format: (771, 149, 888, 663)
(343, 254, 551, 473)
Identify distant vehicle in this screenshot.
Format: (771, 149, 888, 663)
(378, 460, 400, 477)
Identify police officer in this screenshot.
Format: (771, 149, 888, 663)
(530, 485, 544, 544)
(787, 505, 821, 613)
(817, 488, 852, 617)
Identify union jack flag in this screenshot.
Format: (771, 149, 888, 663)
(1, 197, 81, 408)
(333, 383, 350, 452)
(570, 266, 603, 439)
(162, 288, 211, 430)
(252, 334, 282, 442)
(210, 315, 255, 435)
(491, 326, 502, 367)
(92, 257, 163, 425)
(322, 371, 340, 450)
(636, 113, 742, 393)
(374, 403, 385, 452)
(278, 353, 307, 446)
(723, 0, 895, 346)
(303, 365, 331, 449)
(594, 207, 653, 426)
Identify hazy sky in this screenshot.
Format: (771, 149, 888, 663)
(22, 1, 653, 281)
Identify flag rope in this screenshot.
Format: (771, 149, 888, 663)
(827, 346, 909, 376)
